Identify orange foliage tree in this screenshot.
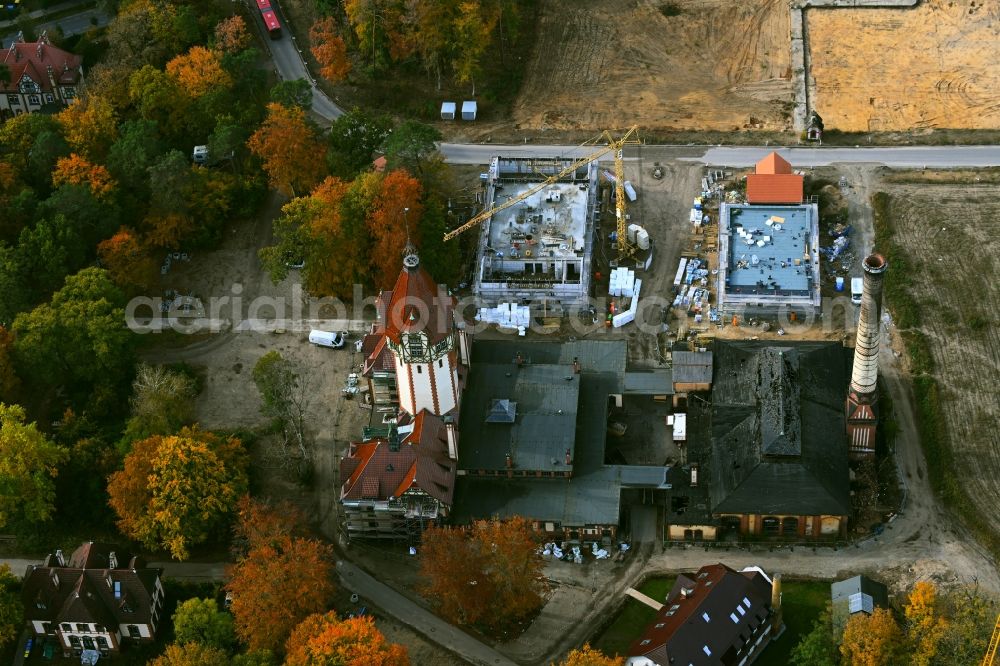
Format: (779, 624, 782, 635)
(143, 211, 196, 251)
(97, 227, 159, 292)
(231, 495, 306, 555)
(840, 607, 904, 666)
(247, 103, 324, 197)
(367, 169, 423, 289)
(419, 516, 546, 636)
(107, 427, 248, 560)
(309, 17, 352, 82)
(225, 500, 334, 652)
(558, 644, 625, 666)
(166, 46, 232, 98)
(150, 642, 229, 666)
(285, 612, 409, 666)
(52, 153, 116, 200)
(56, 98, 118, 161)
(213, 15, 251, 54)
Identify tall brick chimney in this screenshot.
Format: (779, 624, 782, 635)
(846, 253, 887, 459)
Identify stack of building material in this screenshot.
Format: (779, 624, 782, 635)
(609, 267, 636, 297)
(476, 302, 530, 332)
(612, 278, 642, 327)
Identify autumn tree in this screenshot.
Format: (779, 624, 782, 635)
(285, 613, 409, 666)
(903, 581, 948, 666)
(167, 46, 232, 98)
(790, 607, 837, 666)
(172, 597, 236, 651)
(231, 496, 306, 557)
(213, 15, 251, 54)
(97, 227, 159, 292)
(151, 642, 229, 666)
(247, 103, 324, 197)
(226, 534, 334, 652)
(123, 363, 199, 441)
(367, 169, 423, 289)
(107, 427, 248, 560)
(934, 586, 997, 665)
(0, 404, 68, 528)
(0, 565, 23, 650)
(420, 516, 546, 636)
(128, 65, 190, 140)
(452, 1, 498, 94)
(557, 644, 624, 666)
(52, 153, 117, 200)
(309, 17, 351, 82)
(55, 97, 118, 161)
(840, 607, 904, 666)
(252, 352, 308, 464)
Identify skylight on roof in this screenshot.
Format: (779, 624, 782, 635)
(703, 645, 712, 656)
(743, 597, 752, 609)
(702, 612, 710, 622)
(730, 613, 739, 623)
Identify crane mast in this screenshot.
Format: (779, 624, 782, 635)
(444, 127, 641, 264)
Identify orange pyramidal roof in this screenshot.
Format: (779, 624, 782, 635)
(755, 151, 792, 175)
(382, 253, 454, 345)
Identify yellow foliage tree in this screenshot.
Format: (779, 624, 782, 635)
(56, 98, 118, 161)
(166, 46, 232, 98)
(840, 607, 903, 666)
(52, 153, 116, 200)
(904, 581, 948, 666)
(557, 644, 624, 666)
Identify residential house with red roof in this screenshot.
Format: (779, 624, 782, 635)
(21, 542, 164, 659)
(627, 563, 779, 666)
(745, 152, 803, 205)
(0, 35, 83, 119)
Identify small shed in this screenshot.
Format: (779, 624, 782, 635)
(461, 100, 477, 121)
(440, 102, 456, 120)
(672, 351, 713, 393)
(831, 575, 889, 637)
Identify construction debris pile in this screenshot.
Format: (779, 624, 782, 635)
(475, 302, 531, 335)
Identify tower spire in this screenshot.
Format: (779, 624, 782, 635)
(401, 207, 418, 268)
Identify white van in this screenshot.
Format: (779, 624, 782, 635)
(851, 278, 863, 305)
(308, 330, 344, 348)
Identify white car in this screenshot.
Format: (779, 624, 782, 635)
(309, 330, 345, 348)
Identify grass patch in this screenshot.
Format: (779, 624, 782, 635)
(756, 580, 830, 666)
(592, 576, 675, 656)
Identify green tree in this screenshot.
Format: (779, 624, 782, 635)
(933, 586, 997, 666)
(15, 214, 88, 304)
(325, 108, 391, 179)
(27, 130, 70, 190)
(231, 651, 275, 666)
(151, 642, 229, 666)
(123, 364, 198, 442)
(417, 198, 461, 286)
(108, 119, 165, 191)
(381, 120, 442, 178)
(790, 608, 837, 666)
(269, 79, 312, 111)
(172, 597, 236, 651)
(252, 352, 307, 462)
(108, 427, 248, 560)
(148, 150, 195, 216)
(0, 404, 68, 528)
(0, 564, 23, 650)
(12, 267, 134, 412)
(0, 245, 28, 326)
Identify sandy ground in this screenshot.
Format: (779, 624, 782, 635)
(511, 0, 793, 132)
(809, 0, 1000, 132)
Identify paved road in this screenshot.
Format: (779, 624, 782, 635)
(1, 6, 109, 48)
(439, 143, 1000, 167)
(336, 560, 518, 666)
(264, 3, 343, 120)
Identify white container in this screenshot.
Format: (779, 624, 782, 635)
(623, 181, 638, 202)
(440, 102, 456, 120)
(637, 228, 650, 250)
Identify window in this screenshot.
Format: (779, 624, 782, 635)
(35, 601, 46, 610)
(27, 95, 40, 105)
(743, 597, 752, 609)
(97, 637, 109, 650)
(69, 636, 81, 648)
(95, 625, 105, 633)
(82, 636, 95, 650)
(127, 625, 141, 639)
(438, 359, 443, 368)
(736, 605, 746, 616)
(702, 612, 710, 622)
(655, 623, 665, 629)
(640, 639, 650, 646)
(61, 623, 71, 632)
(703, 645, 712, 656)
(417, 366, 422, 374)
(64, 87, 76, 98)
(44, 93, 54, 103)
(76, 623, 89, 632)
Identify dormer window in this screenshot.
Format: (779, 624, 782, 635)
(407, 333, 425, 358)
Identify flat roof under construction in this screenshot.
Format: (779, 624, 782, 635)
(486, 181, 589, 261)
(717, 203, 821, 311)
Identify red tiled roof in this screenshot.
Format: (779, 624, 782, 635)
(382, 257, 454, 346)
(373, 156, 387, 172)
(755, 151, 792, 175)
(339, 410, 456, 505)
(746, 174, 804, 204)
(1, 40, 82, 95)
(361, 334, 395, 376)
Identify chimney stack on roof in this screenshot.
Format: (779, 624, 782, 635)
(771, 573, 784, 636)
(109, 551, 118, 569)
(445, 422, 458, 461)
(850, 253, 887, 396)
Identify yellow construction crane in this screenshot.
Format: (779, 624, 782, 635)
(443, 126, 641, 261)
(983, 613, 1000, 666)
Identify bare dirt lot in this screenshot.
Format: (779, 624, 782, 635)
(879, 182, 1000, 537)
(809, 0, 1000, 132)
(511, 0, 794, 132)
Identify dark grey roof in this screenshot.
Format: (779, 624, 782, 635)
(625, 371, 674, 395)
(698, 341, 850, 516)
(831, 575, 889, 635)
(672, 351, 713, 384)
(455, 339, 631, 527)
